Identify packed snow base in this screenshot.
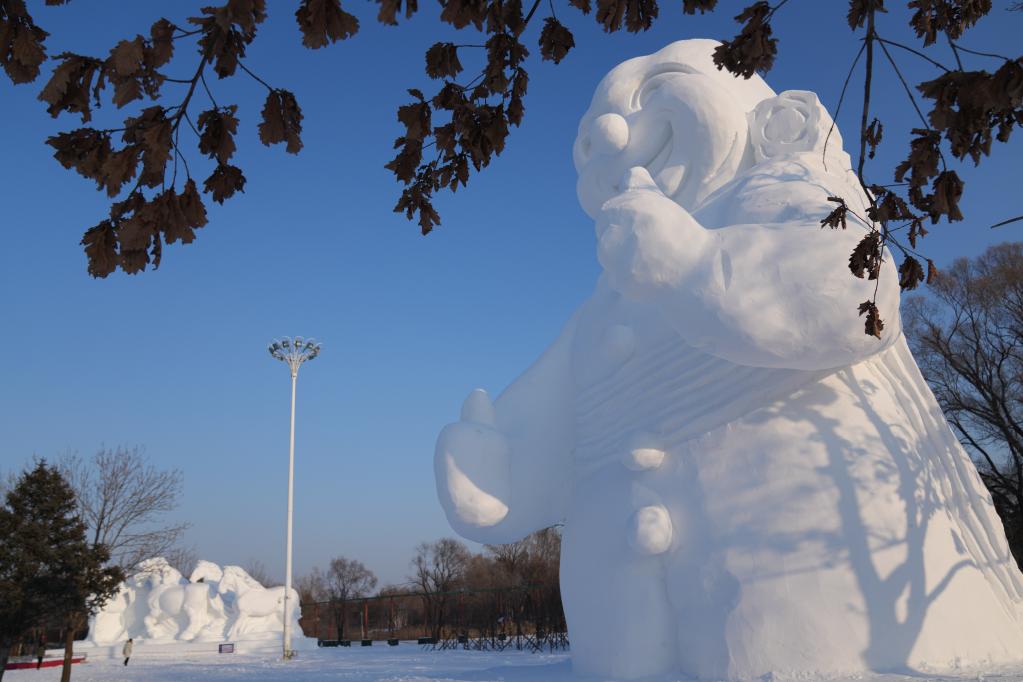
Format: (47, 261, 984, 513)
(434, 39, 1023, 681)
(14, 647, 1023, 682)
(83, 558, 312, 651)
(13, 647, 1023, 682)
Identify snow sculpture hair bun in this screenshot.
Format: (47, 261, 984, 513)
(748, 90, 851, 170)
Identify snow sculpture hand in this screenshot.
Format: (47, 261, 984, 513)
(596, 158, 901, 369)
(596, 166, 709, 302)
(434, 389, 512, 530)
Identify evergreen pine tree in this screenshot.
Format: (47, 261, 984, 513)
(0, 499, 38, 679)
(0, 462, 122, 682)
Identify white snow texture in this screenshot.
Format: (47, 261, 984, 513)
(434, 39, 1023, 681)
(84, 558, 307, 647)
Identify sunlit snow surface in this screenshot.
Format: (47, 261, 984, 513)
(432, 37, 1023, 682)
(10, 647, 1023, 682)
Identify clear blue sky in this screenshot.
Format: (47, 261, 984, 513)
(1, 1, 1020, 587)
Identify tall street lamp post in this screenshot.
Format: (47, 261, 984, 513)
(268, 336, 321, 659)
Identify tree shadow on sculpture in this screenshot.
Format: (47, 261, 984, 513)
(746, 373, 973, 675)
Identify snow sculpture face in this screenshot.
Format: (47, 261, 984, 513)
(135, 557, 185, 588)
(573, 39, 774, 218)
(190, 560, 225, 585)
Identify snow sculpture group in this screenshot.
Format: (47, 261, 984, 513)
(434, 40, 1023, 680)
(86, 558, 303, 647)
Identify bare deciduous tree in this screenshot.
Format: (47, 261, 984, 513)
(163, 545, 198, 577)
(486, 525, 561, 585)
(327, 557, 377, 602)
(377, 584, 416, 633)
(295, 566, 329, 604)
(327, 557, 377, 640)
(409, 538, 470, 640)
(905, 242, 1023, 566)
(59, 445, 189, 574)
(295, 536, 568, 642)
(485, 527, 563, 637)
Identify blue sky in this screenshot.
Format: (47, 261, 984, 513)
(1, 1, 1020, 587)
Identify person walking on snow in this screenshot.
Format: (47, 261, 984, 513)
(35, 638, 45, 669)
(123, 638, 133, 666)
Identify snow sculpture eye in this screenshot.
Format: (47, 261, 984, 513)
(589, 113, 630, 157)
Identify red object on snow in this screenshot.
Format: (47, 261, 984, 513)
(5, 654, 87, 670)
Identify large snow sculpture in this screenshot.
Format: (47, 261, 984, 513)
(434, 39, 1023, 680)
(86, 558, 304, 647)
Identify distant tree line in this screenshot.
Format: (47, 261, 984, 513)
(295, 528, 564, 643)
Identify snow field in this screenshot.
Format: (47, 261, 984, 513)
(9, 646, 1023, 681)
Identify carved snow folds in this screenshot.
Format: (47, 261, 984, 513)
(628, 504, 673, 555)
(575, 323, 637, 387)
(602, 323, 636, 366)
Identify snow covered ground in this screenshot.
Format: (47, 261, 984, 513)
(8, 645, 1023, 682)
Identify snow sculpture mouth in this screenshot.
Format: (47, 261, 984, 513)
(623, 121, 679, 196)
(623, 64, 698, 200)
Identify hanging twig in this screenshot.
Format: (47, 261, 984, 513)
(875, 37, 950, 71)
(823, 41, 866, 173)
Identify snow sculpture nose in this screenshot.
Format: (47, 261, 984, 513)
(589, 113, 630, 157)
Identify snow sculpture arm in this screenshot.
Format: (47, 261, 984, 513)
(434, 315, 578, 544)
(597, 164, 901, 371)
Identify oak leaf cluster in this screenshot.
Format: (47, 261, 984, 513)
(2, 0, 1020, 338)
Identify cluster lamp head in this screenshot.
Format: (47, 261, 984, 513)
(268, 336, 322, 374)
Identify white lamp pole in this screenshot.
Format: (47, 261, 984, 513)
(268, 337, 321, 660)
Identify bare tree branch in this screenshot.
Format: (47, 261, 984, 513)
(59, 445, 189, 574)
(905, 243, 1023, 567)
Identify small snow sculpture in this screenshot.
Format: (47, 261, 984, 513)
(435, 39, 1023, 680)
(86, 558, 302, 647)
